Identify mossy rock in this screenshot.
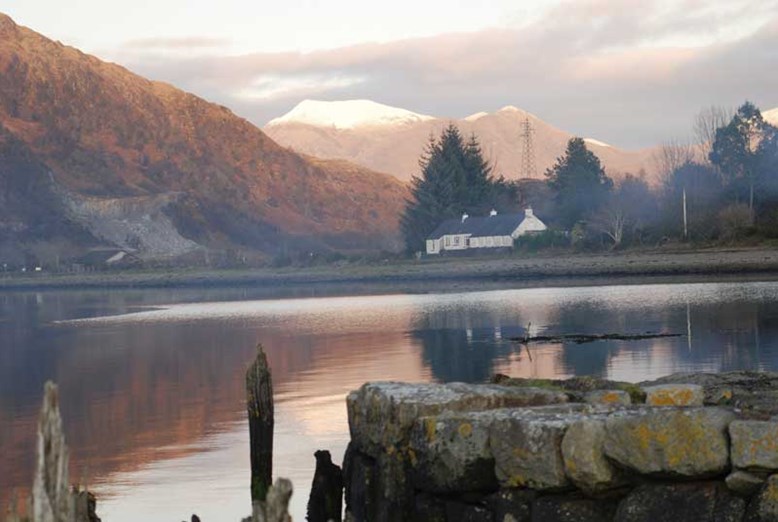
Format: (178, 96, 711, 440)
(491, 374, 646, 404)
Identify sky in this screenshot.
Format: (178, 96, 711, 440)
(3, 0, 778, 148)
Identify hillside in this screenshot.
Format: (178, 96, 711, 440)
(0, 14, 408, 263)
(265, 101, 662, 183)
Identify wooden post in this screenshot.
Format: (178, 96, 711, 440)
(306, 450, 344, 522)
(247, 344, 274, 503)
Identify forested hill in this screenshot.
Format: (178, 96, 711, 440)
(0, 13, 408, 264)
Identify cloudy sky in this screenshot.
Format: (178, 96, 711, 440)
(4, 0, 778, 148)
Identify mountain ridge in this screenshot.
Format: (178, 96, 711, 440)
(265, 100, 659, 183)
(0, 13, 408, 263)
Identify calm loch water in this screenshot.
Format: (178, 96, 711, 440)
(2, 280, 778, 520)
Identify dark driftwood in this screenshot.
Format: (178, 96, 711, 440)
(306, 450, 344, 522)
(247, 345, 274, 502)
(510, 332, 682, 345)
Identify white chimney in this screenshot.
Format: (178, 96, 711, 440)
(489, 209, 497, 217)
(525, 207, 534, 218)
(462, 213, 469, 223)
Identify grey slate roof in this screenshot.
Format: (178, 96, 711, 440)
(427, 213, 525, 240)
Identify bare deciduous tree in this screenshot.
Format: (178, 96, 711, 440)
(693, 105, 733, 163)
(653, 139, 696, 189)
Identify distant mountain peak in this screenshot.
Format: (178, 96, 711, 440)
(267, 99, 434, 129)
(464, 111, 488, 122)
(764, 107, 778, 126)
(584, 138, 612, 148)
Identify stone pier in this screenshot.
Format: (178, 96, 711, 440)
(343, 372, 778, 522)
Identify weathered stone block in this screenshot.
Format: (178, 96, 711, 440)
(603, 407, 735, 478)
(484, 489, 534, 522)
(489, 405, 591, 490)
(726, 470, 766, 496)
(643, 384, 705, 406)
(342, 444, 376, 522)
(561, 417, 627, 493)
(584, 389, 631, 406)
(411, 493, 446, 522)
(642, 371, 778, 414)
(409, 410, 497, 493)
(730, 421, 778, 471)
(745, 474, 778, 521)
(347, 382, 568, 456)
(532, 495, 619, 522)
(444, 501, 493, 522)
(615, 482, 745, 522)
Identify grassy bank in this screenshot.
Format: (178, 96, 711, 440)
(3, 246, 778, 291)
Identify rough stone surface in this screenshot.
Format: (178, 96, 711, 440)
(343, 444, 376, 522)
(615, 482, 745, 522)
(532, 495, 619, 522)
(643, 384, 705, 407)
(484, 489, 534, 522)
(347, 382, 568, 456)
(726, 470, 767, 496)
(411, 493, 446, 522)
(745, 474, 778, 521)
(444, 501, 493, 522)
(561, 417, 627, 493)
(489, 405, 591, 490)
(644, 371, 778, 415)
(409, 410, 497, 493)
(584, 390, 632, 406)
(730, 421, 778, 471)
(604, 407, 735, 477)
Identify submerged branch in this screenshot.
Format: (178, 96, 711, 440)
(510, 332, 682, 345)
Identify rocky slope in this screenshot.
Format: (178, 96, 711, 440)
(0, 13, 407, 262)
(265, 100, 661, 183)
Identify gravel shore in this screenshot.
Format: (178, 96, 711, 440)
(3, 247, 778, 291)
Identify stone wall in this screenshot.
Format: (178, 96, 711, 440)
(343, 372, 778, 522)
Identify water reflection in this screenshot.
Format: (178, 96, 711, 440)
(3, 282, 778, 520)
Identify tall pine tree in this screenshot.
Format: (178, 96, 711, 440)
(710, 101, 778, 222)
(545, 137, 613, 228)
(401, 125, 500, 253)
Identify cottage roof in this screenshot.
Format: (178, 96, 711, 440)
(427, 213, 526, 240)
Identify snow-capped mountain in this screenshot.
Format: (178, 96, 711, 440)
(764, 107, 778, 126)
(267, 99, 434, 129)
(264, 101, 659, 182)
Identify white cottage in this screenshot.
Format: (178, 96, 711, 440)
(425, 208, 547, 255)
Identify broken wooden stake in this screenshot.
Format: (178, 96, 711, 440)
(306, 450, 343, 522)
(246, 344, 274, 503)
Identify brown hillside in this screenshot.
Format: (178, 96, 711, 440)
(0, 13, 407, 258)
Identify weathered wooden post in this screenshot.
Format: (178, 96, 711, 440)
(306, 450, 343, 522)
(246, 344, 274, 503)
(33, 381, 73, 522)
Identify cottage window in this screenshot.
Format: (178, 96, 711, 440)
(453, 236, 460, 246)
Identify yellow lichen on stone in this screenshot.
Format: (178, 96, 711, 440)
(601, 392, 621, 404)
(407, 447, 417, 467)
(650, 389, 692, 406)
(458, 422, 473, 438)
(425, 417, 437, 443)
(508, 474, 527, 487)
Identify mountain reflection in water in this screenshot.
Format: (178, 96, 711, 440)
(2, 281, 778, 521)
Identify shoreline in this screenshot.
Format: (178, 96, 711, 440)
(3, 246, 778, 292)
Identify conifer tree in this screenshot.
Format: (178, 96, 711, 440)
(710, 101, 778, 222)
(401, 125, 501, 253)
(545, 137, 613, 228)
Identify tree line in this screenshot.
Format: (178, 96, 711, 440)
(401, 101, 778, 253)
